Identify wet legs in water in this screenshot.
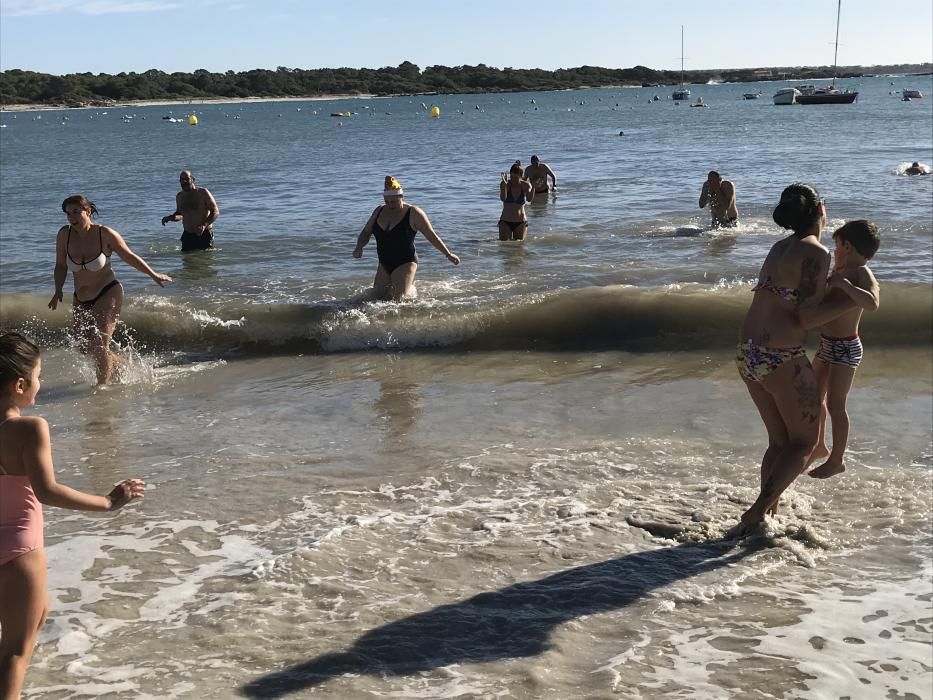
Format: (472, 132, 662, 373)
(737, 358, 820, 534)
(498, 220, 527, 242)
(373, 262, 418, 301)
(73, 283, 123, 384)
(808, 359, 856, 479)
(0, 550, 49, 699)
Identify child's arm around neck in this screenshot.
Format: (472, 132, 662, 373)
(831, 264, 880, 312)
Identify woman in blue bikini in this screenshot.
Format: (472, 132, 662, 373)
(733, 183, 854, 536)
(498, 162, 534, 241)
(352, 177, 460, 300)
(48, 195, 171, 384)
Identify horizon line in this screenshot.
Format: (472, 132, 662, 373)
(2, 61, 932, 77)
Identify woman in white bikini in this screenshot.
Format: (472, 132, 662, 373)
(48, 195, 172, 384)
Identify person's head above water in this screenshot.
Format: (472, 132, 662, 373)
(179, 170, 195, 192)
(61, 194, 98, 227)
(530, 155, 540, 165)
(61, 194, 97, 216)
(707, 170, 722, 185)
(772, 183, 824, 237)
(509, 163, 524, 181)
(383, 176, 404, 207)
(912, 162, 921, 168)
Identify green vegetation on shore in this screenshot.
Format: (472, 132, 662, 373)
(2, 61, 930, 107)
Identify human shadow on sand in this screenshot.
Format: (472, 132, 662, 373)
(241, 540, 761, 698)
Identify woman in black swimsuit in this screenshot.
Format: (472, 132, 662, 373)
(498, 162, 534, 241)
(48, 195, 172, 384)
(353, 177, 460, 300)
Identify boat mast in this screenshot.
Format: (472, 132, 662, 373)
(832, 0, 841, 87)
(680, 25, 685, 85)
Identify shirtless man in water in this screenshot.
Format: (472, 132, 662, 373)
(524, 155, 557, 196)
(161, 171, 220, 251)
(699, 170, 738, 228)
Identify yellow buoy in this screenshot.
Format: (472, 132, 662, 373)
(187, 114, 198, 125)
(430, 105, 440, 119)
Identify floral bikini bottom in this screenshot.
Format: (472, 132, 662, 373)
(735, 339, 808, 382)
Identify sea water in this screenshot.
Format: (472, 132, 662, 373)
(1, 76, 931, 698)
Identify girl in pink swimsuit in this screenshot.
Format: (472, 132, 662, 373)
(0, 332, 145, 698)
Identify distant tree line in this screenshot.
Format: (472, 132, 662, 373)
(1, 61, 930, 106)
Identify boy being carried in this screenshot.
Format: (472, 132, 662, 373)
(808, 220, 881, 479)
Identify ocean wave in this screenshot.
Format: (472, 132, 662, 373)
(1, 283, 929, 355)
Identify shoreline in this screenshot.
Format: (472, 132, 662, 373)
(0, 94, 377, 113)
(3, 70, 931, 113)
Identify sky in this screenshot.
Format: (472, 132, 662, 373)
(1, 0, 931, 75)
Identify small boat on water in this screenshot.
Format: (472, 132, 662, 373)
(795, 84, 858, 105)
(743, 91, 762, 100)
(773, 87, 801, 105)
(903, 88, 923, 99)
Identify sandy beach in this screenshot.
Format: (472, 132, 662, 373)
(0, 93, 377, 112)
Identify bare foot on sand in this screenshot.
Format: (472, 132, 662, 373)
(726, 507, 767, 539)
(805, 444, 830, 469)
(808, 460, 845, 479)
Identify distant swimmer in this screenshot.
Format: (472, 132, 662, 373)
(352, 176, 460, 301)
(161, 171, 220, 251)
(49, 195, 172, 384)
(524, 155, 557, 196)
(498, 162, 534, 241)
(698, 170, 738, 228)
(904, 161, 932, 175)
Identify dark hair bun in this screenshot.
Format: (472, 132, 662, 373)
(772, 183, 820, 234)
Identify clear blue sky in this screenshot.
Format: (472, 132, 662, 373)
(1, 0, 931, 75)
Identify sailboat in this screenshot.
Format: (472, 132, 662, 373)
(672, 26, 691, 101)
(794, 0, 858, 105)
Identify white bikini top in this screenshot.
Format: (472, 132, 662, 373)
(66, 225, 110, 273)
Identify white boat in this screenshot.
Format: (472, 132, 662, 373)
(743, 91, 761, 100)
(672, 26, 691, 101)
(773, 87, 800, 105)
(903, 88, 923, 99)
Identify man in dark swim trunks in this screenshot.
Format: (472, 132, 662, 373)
(524, 155, 557, 196)
(699, 170, 739, 228)
(161, 171, 220, 251)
